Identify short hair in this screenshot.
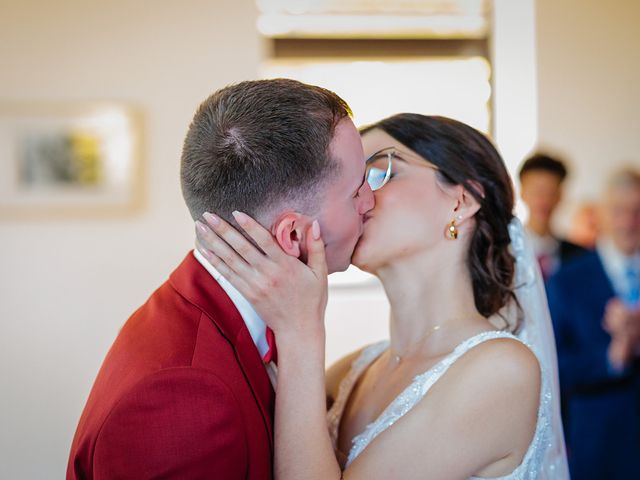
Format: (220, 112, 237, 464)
(180, 79, 352, 223)
(605, 167, 640, 194)
(518, 153, 568, 182)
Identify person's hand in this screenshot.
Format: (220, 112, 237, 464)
(628, 308, 640, 346)
(608, 336, 633, 372)
(604, 298, 640, 369)
(602, 298, 640, 336)
(194, 211, 328, 345)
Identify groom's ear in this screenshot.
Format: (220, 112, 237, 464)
(271, 212, 312, 259)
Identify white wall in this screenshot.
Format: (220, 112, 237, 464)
(535, 0, 640, 225)
(0, 1, 261, 477)
(491, 0, 538, 179)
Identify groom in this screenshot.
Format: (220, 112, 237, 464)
(66, 79, 374, 479)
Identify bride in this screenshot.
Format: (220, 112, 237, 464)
(196, 114, 569, 479)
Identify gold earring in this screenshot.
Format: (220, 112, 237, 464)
(447, 220, 458, 240)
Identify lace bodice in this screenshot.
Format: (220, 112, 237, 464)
(326, 331, 552, 479)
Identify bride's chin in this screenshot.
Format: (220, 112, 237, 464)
(351, 242, 367, 270)
(352, 238, 376, 273)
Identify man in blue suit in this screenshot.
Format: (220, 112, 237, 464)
(547, 168, 640, 479)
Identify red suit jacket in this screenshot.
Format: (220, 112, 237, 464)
(67, 252, 275, 479)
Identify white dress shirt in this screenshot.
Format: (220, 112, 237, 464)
(525, 227, 561, 278)
(597, 239, 640, 301)
(193, 250, 277, 387)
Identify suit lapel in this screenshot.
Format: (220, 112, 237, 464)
(170, 252, 275, 452)
(593, 252, 616, 300)
(587, 253, 617, 343)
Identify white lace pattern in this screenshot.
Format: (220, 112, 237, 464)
(327, 331, 553, 479)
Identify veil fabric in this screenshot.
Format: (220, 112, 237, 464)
(506, 217, 570, 479)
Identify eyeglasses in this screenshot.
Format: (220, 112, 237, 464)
(365, 147, 439, 191)
(365, 148, 395, 191)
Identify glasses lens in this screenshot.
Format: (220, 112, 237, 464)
(366, 150, 393, 191)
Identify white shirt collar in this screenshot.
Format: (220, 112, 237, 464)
(193, 249, 269, 359)
(525, 226, 560, 256)
(596, 238, 640, 297)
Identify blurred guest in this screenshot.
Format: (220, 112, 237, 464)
(519, 153, 587, 281)
(568, 201, 599, 249)
(546, 167, 640, 479)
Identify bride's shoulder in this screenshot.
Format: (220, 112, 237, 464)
(405, 335, 541, 466)
(433, 335, 541, 426)
(456, 335, 540, 389)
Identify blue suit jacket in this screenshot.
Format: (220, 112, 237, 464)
(547, 251, 640, 479)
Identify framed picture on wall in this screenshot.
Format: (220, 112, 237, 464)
(0, 102, 143, 219)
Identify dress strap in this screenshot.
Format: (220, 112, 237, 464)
(347, 330, 523, 466)
(327, 341, 389, 451)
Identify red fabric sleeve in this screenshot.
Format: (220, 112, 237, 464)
(93, 368, 248, 479)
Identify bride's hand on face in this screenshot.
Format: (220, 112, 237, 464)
(195, 211, 328, 345)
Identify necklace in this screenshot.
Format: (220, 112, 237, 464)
(390, 324, 442, 364)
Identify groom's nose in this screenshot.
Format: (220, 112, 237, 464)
(358, 182, 375, 215)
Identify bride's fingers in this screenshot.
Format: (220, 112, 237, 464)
(195, 240, 254, 297)
(231, 211, 289, 261)
(306, 220, 328, 280)
(195, 221, 256, 279)
(202, 212, 270, 267)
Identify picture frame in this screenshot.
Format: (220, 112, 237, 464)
(0, 102, 143, 219)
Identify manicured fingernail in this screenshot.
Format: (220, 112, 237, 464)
(232, 210, 249, 226)
(195, 220, 209, 234)
(203, 212, 220, 227)
(312, 220, 321, 240)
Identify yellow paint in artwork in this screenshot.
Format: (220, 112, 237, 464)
(68, 131, 102, 186)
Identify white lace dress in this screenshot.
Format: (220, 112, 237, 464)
(327, 331, 553, 479)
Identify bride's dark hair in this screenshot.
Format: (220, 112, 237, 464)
(361, 114, 519, 329)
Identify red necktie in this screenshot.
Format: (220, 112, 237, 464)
(262, 327, 277, 364)
(537, 254, 553, 281)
